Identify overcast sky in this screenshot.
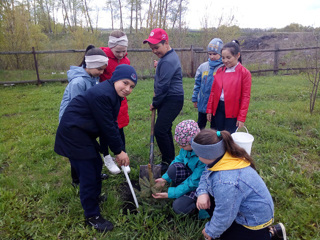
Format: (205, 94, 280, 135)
(92, 0, 319, 29)
(186, 0, 320, 29)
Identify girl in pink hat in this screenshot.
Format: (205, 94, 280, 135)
(152, 120, 208, 218)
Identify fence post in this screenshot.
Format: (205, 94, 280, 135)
(273, 44, 279, 75)
(190, 45, 194, 77)
(32, 47, 41, 85)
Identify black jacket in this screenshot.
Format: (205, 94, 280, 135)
(54, 80, 123, 160)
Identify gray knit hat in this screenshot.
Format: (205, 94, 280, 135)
(207, 38, 224, 55)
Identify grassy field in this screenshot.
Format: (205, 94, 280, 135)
(0, 75, 319, 239)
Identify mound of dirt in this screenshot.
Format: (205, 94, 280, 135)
(239, 32, 316, 66)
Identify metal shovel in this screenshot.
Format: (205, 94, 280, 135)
(139, 109, 161, 180)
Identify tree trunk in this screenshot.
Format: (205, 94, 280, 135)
(60, 0, 72, 31)
(118, 0, 123, 30)
(129, 0, 133, 34)
(83, 0, 93, 33)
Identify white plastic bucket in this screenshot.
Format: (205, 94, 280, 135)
(231, 126, 254, 155)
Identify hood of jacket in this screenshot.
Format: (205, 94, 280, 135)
(208, 152, 250, 172)
(67, 66, 99, 84)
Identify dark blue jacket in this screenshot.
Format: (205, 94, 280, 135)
(54, 80, 123, 160)
(153, 49, 184, 108)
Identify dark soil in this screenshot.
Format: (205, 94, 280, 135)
(119, 180, 140, 215)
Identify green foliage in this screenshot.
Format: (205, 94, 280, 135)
(0, 75, 320, 239)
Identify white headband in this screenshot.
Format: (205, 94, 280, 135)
(85, 55, 109, 69)
(108, 35, 128, 48)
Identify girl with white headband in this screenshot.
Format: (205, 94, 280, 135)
(191, 129, 286, 240)
(100, 30, 131, 175)
(58, 45, 109, 187)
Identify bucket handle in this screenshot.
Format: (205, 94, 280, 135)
(235, 126, 249, 133)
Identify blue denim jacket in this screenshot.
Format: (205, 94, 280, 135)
(196, 165, 274, 239)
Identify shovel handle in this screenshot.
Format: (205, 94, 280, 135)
(149, 109, 155, 164)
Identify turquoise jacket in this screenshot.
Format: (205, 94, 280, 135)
(162, 148, 206, 199)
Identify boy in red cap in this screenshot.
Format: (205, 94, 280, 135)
(143, 28, 184, 174)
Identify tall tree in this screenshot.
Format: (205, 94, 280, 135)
(82, 0, 93, 33)
(118, 0, 123, 30)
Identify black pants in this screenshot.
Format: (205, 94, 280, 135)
(69, 152, 102, 218)
(71, 127, 125, 184)
(206, 195, 270, 240)
(198, 112, 215, 129)
(214, 101, 237, 134)
(219, 221, 270, 240)
(154, 96, 183, 165)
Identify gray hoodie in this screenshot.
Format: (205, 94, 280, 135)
(58, 66, 99, 122)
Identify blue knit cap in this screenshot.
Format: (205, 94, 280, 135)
(207, 38, 224, 55)
(111, 65, 138, 85)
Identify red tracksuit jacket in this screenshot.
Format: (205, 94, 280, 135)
(100, 47, 130, 129)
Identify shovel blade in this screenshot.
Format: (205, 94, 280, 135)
(139, 164, 161, 180)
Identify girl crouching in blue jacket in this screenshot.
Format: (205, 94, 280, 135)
(54, 65, 138, 233)
(191, 129, 286, 240)
(152, 120, 207, 217)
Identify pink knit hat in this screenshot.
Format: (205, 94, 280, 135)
(174, 120, 200, 147)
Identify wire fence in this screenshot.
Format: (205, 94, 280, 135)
(0, 45, 319, 85)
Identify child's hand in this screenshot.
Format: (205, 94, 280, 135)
(152, 192, 168, 199)
(115, 151, 129, 166)
(193, 102, 198, 108)
(236, 120, 244, 129)
(196, 194, 210, 210)
(207, 114, 212, 122)
(150, 104, 154, 111)
(202, 228, 212, 240)
(154, 178, 166, 186)
(153, 60, 158, 68)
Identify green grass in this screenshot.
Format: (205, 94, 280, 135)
(0, 70, 68, 82)
(0, 75, 319, 239)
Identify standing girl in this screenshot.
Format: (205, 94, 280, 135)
(206, 41, 251, 133)
(152, 120, 206, 217)
(143, 28, 184, 174)
(192, 38, 224, 129)
(55, 65, 138, 232)
(59, 45, 108, 122)
(191, 129, 286, 240)
(58, 45, 109, 186)
(100, 30, 131, 174)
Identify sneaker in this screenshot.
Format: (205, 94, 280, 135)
(85, 215, 114, 232)
(122, 165, 131, 173)
(104, 155, 121, 174)
(269, 223, 287, 240)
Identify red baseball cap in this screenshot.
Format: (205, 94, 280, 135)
(143, 28, 169, 44)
